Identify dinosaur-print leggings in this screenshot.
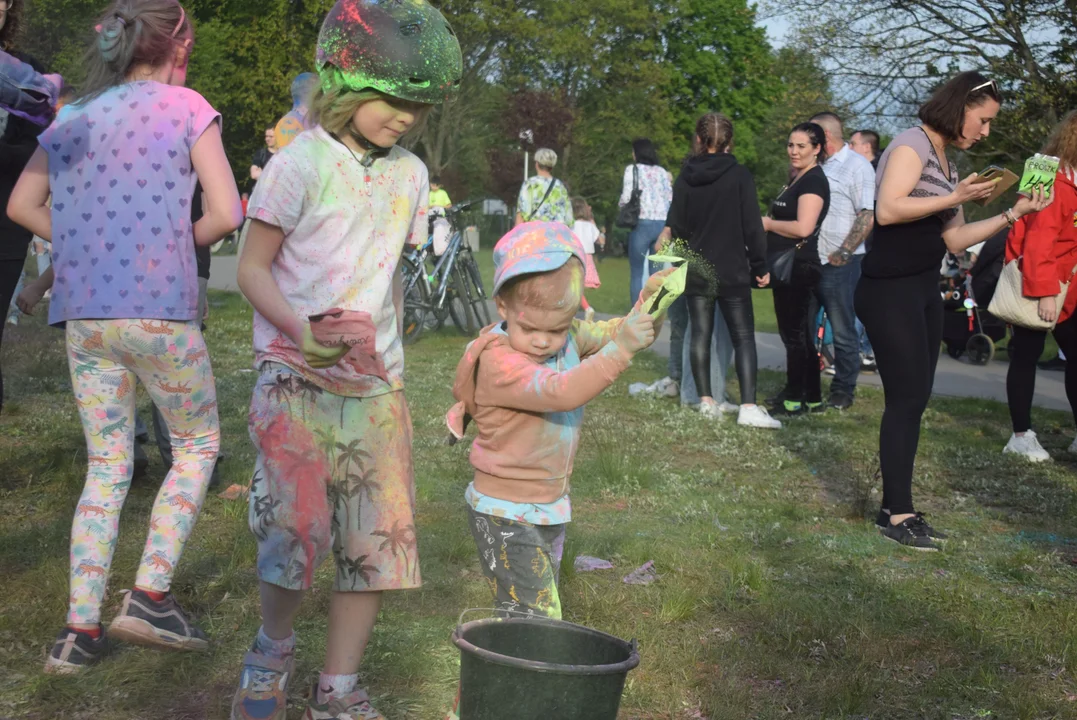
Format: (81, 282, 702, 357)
(65, 318, 219, 626)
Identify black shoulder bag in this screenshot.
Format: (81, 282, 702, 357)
(765, 178, 822, 287)
(616, 164, 641, 229)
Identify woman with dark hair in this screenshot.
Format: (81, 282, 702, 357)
(0, 0, 48, 414)
(620, 137, 672, 305)
(763, 122, 831, 416)
(856, 71, 1052, 550)
(662, 112, 778, 429)
(1002, 110, 1077, 462)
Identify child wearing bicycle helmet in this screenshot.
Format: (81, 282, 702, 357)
(231, 2, 461, 719)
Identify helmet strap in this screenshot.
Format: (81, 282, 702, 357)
(345, 121, 391, 166)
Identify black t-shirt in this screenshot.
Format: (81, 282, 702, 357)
(252, 147, 274, 170)
(191, 182, 209, 280)
(766, 165, 830, 261)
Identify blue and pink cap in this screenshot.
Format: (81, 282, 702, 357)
(492, 221, 587, 296)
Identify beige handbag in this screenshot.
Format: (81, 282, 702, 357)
(988, 257, 1075, 331)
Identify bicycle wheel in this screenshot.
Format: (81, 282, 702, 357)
(448, 263, 477, 335)
(400, 257, 428, 345)
(461, 249, 492, 327)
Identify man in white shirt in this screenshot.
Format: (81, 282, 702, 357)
(810, 112, 876, 409)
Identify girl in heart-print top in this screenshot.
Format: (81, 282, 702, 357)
(8, 0, 242, 674)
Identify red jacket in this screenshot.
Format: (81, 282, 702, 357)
(1006, 168, 1077, 323)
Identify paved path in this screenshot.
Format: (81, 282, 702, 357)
(209, 256, 1070, 412)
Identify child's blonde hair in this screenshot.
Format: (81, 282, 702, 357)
(310, 70, 432, 139)
(498, 259, 584, 312)
(570, 197, 593, 222)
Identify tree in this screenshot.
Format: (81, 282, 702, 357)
(664, 0, 779, 167)
(750, 43, 853, 204)
(764, 0, 1076, 162)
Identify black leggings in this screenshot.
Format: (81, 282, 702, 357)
(687, 292, 757, 403)
(855, 268, 941, 516)
(1007, 316, 1077, 433)
(0, 258, 25, 415)
(772, 260, 822, 403)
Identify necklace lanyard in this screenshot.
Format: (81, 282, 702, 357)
(328, 131, 387, 196)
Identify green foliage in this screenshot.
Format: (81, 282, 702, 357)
(19, 0, 842, 220)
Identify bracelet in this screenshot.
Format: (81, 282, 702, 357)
(1003, 208, 1017, 227)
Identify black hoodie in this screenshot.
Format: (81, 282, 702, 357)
(665, 152, 767, 296)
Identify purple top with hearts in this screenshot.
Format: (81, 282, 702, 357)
(38, 80, 220, 326)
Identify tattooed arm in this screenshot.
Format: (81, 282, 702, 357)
(827, 209, 875, 266)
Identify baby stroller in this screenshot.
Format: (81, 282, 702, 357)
(941, 266, 1007, 365)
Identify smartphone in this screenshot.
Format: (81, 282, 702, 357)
(976, 166, 1007, 182)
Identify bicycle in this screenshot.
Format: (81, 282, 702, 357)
(401, 200, 492, 344)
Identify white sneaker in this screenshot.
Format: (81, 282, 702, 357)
(738, 404, 782, 429)
(718, 401, 740, 414)
(1069, 436, 1077, 455)
(653, 376, 679, 398)
(699, 400, 723, 419)
(1003, 431, 1051, 462)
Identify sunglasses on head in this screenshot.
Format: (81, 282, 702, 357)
(969, 79, 999, 96)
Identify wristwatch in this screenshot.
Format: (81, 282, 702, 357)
(837, 248, 853, 262)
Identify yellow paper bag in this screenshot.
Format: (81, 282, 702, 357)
(644, 255, 687, 318)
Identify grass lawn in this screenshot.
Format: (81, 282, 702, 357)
(3, 291, 1077, 719)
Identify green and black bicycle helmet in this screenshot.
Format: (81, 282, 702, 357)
(316, 0, 463, 105)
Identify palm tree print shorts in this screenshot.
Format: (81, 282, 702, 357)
(467, 507, 565, 619)
(248, 363, 420, 592)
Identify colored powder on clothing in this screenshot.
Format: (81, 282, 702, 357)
(256, 413, 332, 588)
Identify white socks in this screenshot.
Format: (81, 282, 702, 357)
(318, 672, 359, 704)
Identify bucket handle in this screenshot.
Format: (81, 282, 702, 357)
(457, 607, 549, 627)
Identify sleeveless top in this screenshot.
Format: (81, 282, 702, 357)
(862, 127, 965, 279)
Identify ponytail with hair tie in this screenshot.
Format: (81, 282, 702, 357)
(95, 14, 130, 64)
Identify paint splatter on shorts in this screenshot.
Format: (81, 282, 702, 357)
(467, 506, 565, 619)
(248, 363, 420, 592)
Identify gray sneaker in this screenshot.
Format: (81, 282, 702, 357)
(108, 589, 208, 651)
(44, 626, 109, 674)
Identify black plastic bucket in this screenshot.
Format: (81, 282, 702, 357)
(451, 612, 640, 719)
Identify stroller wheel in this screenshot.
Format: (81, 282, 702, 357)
(966, 333, 995, 365)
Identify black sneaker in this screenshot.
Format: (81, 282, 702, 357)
(108, 589, 209, 651)
(861, 357, 877, 373)
(828, 393, 854, 410)
(914, 512, 948, 541)
(44, 626, 109, 674)
(880, 515, 941, 552)
(765, 387, 792, 408)
(772, 400, 805, 417)
(876, 509, 947, 540)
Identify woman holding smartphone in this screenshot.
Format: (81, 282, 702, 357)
(855, 71, 1052, 551)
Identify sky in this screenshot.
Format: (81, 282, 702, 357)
(759, 13, 792, 48)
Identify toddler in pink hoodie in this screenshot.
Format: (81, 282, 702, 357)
(446, 221, 667, 618)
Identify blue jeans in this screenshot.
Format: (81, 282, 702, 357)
(815, 256, 862, 397)
(628, 219, 665, 307)
(856, 316, 873, 357)
(680, 299, 734, 406)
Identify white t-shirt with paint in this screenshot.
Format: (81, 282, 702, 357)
(247, 126, 429, 397)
